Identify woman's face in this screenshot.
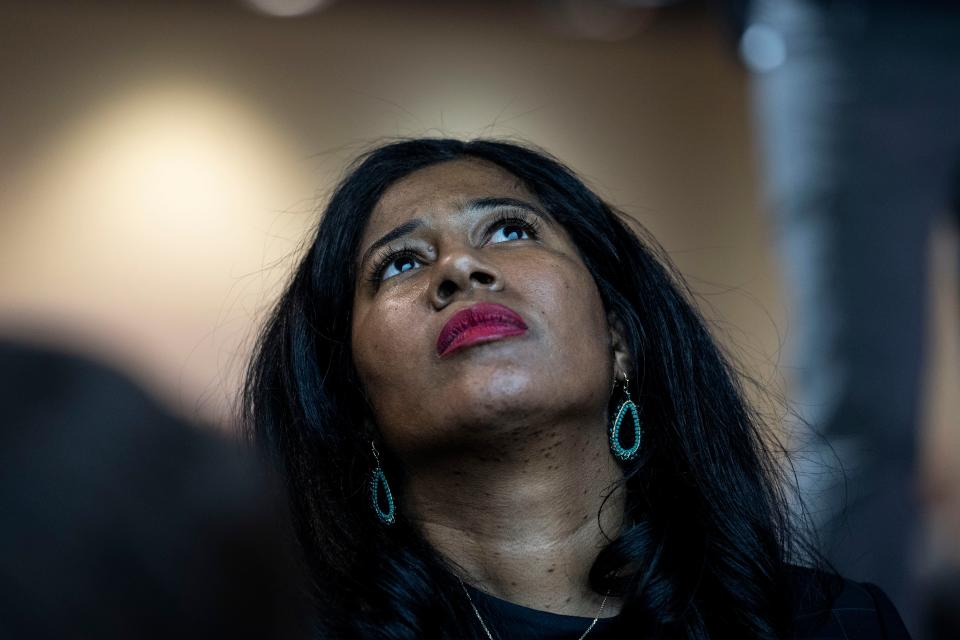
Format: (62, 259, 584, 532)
(351, 158, 617, 459)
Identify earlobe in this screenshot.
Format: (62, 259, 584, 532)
(607, 311, 633, 380)
(361, 411, 380, 441)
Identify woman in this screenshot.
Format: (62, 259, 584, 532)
(242, 139, 909, 639)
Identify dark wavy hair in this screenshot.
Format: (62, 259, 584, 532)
(242, 138, 818, 639)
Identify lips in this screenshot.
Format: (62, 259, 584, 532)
(436, 302, 528, 357)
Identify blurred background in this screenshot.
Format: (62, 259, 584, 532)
(0, 0, 957, 637)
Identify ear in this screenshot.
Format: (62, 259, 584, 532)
(361, 412, 379, 441)
(607, 310, 633, 383)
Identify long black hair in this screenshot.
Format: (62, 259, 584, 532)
(242, 138, 817, 639)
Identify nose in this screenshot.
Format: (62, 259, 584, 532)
(429, 246, 503, 309)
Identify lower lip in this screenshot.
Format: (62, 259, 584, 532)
(439, 323, 527, 357)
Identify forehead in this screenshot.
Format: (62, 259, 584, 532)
(363, 158, 539, 239)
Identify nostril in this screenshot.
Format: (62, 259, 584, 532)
(473, 272, 494, 285)
(438, 280, 458, 299)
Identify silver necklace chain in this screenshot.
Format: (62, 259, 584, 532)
(458, 578, 609, 640)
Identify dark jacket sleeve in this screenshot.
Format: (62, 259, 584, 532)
(861, 582, 911, 639)
(787, 566, 911, 639)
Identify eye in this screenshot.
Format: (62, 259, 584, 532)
(377, 250, 423, 282)
(488, 215, 539, 244)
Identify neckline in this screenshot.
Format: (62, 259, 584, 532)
(464, 583, 619, 633)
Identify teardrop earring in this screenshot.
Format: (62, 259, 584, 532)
(609, 374, 642, 461)
(369, 442, 396, 525)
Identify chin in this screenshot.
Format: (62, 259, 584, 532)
(449, 366, 550, 421)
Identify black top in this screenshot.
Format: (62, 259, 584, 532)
(465, 566, 911, 639)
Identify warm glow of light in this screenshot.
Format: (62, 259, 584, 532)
(3, 83, 310, 299)
(0, 81, 314, 421)
(244, 0, 332, 18)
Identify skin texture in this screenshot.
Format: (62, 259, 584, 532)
(351, 158, 632, 618)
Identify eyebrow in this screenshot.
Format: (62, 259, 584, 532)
(359, 218, 426, 270)
(358, 196, 549, 270)
(469, 197, 546, 217)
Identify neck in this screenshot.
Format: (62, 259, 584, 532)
(402, 412, 626, 618)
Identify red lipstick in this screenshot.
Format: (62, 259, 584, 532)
(436, 302, 528, 357)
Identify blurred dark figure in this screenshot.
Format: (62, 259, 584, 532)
(923, 569, 960, 640)
(727, 0, 960, 637)
(0, 339, 310, 639)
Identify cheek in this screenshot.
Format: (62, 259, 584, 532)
(518, 258, 613, 395)
(351, 296, 426, 408)
(527, 259, 609, 351)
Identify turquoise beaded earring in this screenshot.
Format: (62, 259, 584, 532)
(609, 374, 642, 461)
(369, 442, 396, 525)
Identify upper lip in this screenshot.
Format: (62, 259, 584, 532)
(436, 302, 528, 356)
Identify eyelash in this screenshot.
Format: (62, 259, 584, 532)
(366, 211, 543, 286)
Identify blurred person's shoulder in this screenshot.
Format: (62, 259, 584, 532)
(786, 563, 911, 639)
